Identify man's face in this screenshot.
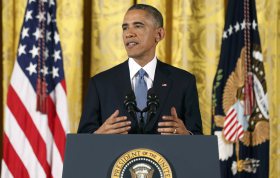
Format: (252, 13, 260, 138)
(122, 9, 162, 62)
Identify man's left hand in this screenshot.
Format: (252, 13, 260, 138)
(157, 107, 190, 135)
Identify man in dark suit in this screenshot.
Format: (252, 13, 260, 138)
(78, 4, 202, 135)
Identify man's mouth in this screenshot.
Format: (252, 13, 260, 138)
(126, 42, 139, 48)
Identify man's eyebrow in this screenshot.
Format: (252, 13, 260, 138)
(122, 23, 128, 28)
(122, 21, 145, 28)
(133, 22, 144, 25)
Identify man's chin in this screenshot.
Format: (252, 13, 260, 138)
(127, 53, 141, 59)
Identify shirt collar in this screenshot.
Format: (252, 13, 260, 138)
(128, 56, 157, 80)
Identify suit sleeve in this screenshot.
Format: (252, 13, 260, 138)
(77, 78, 101, 133)
(184, 76, 203, 135)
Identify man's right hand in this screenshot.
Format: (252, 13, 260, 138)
(94, 110, 131, 134)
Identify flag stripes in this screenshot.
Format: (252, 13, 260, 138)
(1, 161, 14, 178)
(1, 0, 69, 177)
(9, 62, 57, 165)
(2, 61, 66, 178)
(3, 134, 29, 178)
(223, 107, 244, 142)
(4, 108, 46, 178)
(46, 96, 66, 160)
(7, 85, 53, 178)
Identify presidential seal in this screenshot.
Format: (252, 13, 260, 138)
(111, 148, 172, 178)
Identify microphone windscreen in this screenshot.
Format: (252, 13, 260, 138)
(124, 89, 140, 112)
(125, 89, 135, 100)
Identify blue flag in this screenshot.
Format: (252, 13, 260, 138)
(211, 0, 269, 177)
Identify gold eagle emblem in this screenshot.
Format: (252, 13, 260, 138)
(217, 46, 269, 146)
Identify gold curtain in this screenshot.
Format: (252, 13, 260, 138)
(2, 0, 25, 123)
(1, 0, 279, 177)
(56, 0, 84, 133)
(90, 0, 133, 76)
(256, 1, 280, 177)
(137, 0, 225, 135)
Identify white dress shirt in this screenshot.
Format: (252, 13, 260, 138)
(128, 56, 157, 91)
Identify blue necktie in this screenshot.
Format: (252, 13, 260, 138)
(135, 69, 147, 111)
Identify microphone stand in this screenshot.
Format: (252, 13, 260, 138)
(138, 110, 146, 134)
(124, 89, 159, 134)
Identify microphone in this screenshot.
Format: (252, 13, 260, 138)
(124, 90, 140, 119)
(146, 88, 159, 122)
(124, 90, 143, 133)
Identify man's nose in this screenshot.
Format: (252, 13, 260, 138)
(125, 29, 136, 38)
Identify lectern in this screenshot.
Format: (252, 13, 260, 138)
(62, 134, 220, 178)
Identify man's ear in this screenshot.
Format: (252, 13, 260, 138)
(155, 28, 165, 43)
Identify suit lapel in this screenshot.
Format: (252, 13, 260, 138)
(144, 60, 172, 132)
(113, 60, 132, 103)
(114, 60, 173, 133)
(112, 60, 141, 133)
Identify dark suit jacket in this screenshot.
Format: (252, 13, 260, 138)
(77, 60, 203, 134)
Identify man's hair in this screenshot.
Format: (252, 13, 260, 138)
(127, 4, 163, 28)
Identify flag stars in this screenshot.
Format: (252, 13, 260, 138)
(234, 22, 240, 32)
(46, 31, 52, 42)
(33, 28, 43, 40)
(41, 66, 49, 76)
(223, 31, 228, 39)
(36, 11, 46, 22)
(47, 13, 52, 25)
(18, 44, 26, 56)
(49, 0, 55, 7)
(241, 20, 246, 30)
(21, 27, 29, 39)
(26, 62, 37, 76)
(223, 19, 258, 40)
(29, 45, 39, 58)
(18, 44, 27, 56)
(52, 66, 59, 78)
(53, 50, 61, 62)
(252, 20, 257, 30)
(44, 48, 49, 59)
(228, 25, 233, 35)
(54, 32, 60, 44)
(246, 22, 251, 29)
(25, 10, 33, 22)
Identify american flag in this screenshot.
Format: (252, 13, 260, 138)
(223, 107, 244, 142)
(1, 0, 69, 177)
